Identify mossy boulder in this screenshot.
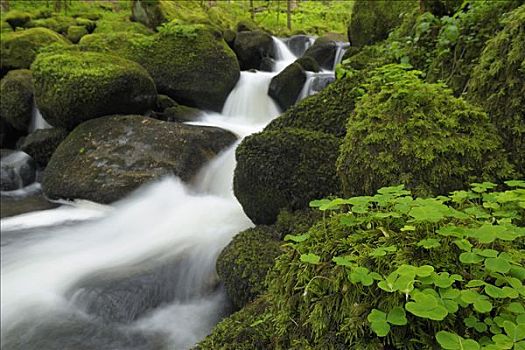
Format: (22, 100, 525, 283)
(0, 119, 25, 149)
(19, 128, 68, 168)
(420, 0, 463, 17)
(67, 25, 88, 44)
(337, 64, 515, 198)
(4, 10, 31, 30)
(93, 19, 153, 35)
(236, 20, 258, 32)
(1, 20, 13, 33)
(25, 16, 77, 35)
(268, 62, 306, 112)
(233, 30, 275, 70)
(79, 25, 240, 112)
(0, 28, 70, 73)
(0, 69, 34, 132)
(75, 18, 97, 34)
(234, 128, 341, 225)
(155, 94, 178, 112)
(130, 0, 177, 30)
(43, 115, 237, 203)
(266, 73, 365, 138)
(194, 297, 273, 350)
(295, 56, 320, 72)
(32, 51, 157, 130)
(348, 0, 417, 48)
(217, 227, 282, 310)
(303, 39, 337, 70)
(469, 5, 525, 175)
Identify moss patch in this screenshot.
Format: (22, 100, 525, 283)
(32, 51, 157, 130)
(0, 69, 34, 132)
(0, 27, 70, 73)
(469, 4, 525, 175)
(337, 64, 515, 198)
(234, 128, 341, 225)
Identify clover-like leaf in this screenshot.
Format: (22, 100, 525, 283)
(485, 257, 511, 274)
(284, 233, 310, 243)
(417, 238, 441, 249)
(436, 331, 480, 350)
(300, 253, 320, 265)
(460, 252, 483, 264)
(387, 307, 407, 326)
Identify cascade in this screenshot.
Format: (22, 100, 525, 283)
(29, 106, 52, 132)
(1, 37, 292, 350)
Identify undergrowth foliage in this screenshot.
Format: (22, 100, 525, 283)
(268, 181, 525, 349)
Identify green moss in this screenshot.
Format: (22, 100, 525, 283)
(0, 69, 34, 132)
(194, 297, 274, 350)
(426, 0, 522, 95)
(4, 10, 31, 30)
(32, 51, 156, 129)
(93, 18, 153, 35)
(337, 64, 515, 198)
(233, 128, 341, 225)
(66, 25, 88, 44)
(78, 31, 148, 54)
(469, 4, 525, 175)
(295, 56, 320, 72)
(348, 0, 417, 47)
(266, 73, 365, 138)
(217, 227, 282, 310)
(0, 27, 70, 73)
(1, 20, 13, 33)
(74, 18, 96, 33)
(26, 16, 77, 34)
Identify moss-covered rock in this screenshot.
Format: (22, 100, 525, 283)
(469, 4, 525, 175)
(161, 104, 202, 122)
(426, 0, 521, 95)
(155, 94, 178, 112)
(233, 30, 275, 70)
(1, 20, 13, 33)
(25, 16, 77, 35)
(420, 0, 463, 17)
(266, 73, 365, 138)
(0, 28, 70, 73)
(337, 64, 515, 198)
(4, 10, 31, 30)
(66, 25, 88, 44)
(236, 20, 258, 33)
(32, 51, 157, 130)
(93, 18, 153, 35)
(19, 128, 68, 168)
(0, 119, 25, 149)
(130, 0, 174, 30)
(348, 0, 417, 48)
(75, 18, 97, 34)
(295, 56, 320, 72)
(217, 227, 282, 310)
(43, 115, 237, 203)
(234, 128, 341, 225)
(79, 25, 240, 112)
(0, 69, 34, 132)
(194, 297, 274, 350)
(268, 62, 306, 112)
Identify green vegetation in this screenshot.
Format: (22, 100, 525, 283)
(0, 69, 34, 132)
(337, 64, 515, 198)
(32, 51, 156, 129)
(234, 128, 341, 225)
(0, 27, 70, 72)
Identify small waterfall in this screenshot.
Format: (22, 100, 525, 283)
(29, 106, 52, 132)
(297, 71, 336, 102)
(1, 35, 291, 350)
(332, 42, 349, 70)
(272, 37, 297, 72)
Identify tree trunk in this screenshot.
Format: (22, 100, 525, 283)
(0, 0, 10, 12)
(250, 0, 255, 20)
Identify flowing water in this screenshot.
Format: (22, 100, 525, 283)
(0, 35, 350, 349)
(0, 38, 296, 350)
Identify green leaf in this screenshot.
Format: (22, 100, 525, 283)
(438, 226, 466, 238)
(284, 233, 310, 243)
(505, 180, 525, 188)
(473, 248, 499, 258)
(466, 280, 486, 288)
(485, 257, 511, 274)
(332, 256, 355, 267)
(409, 206, 445, 223)
(460, 252, 483, 264)
(453, 239, 473, 252)
(484, 284, 506, 299)
(503, 320, 525, 341)
(387, 307, 407, 326)
(506, 302, 525, 314)
(432, 272, 455, 288)
(370, 320, 390, 337)
(406, 292, 448, 320)
(401, 225, 416, 232)
(473, 299, 493, 313)
(367, 309, 386, 322)
(436, 331, 480, 350)
(300, 253, 320, 265)
(416, 265, 435, 277)
(417, 238, 441, 249)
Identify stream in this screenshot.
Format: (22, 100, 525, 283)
(0, 37, 346, 349)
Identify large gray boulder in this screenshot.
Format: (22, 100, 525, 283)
(43, 115, 237, 203)
(20, 128, 68, 167)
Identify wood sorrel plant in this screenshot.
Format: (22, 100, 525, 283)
(270, 181, 524, 349)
